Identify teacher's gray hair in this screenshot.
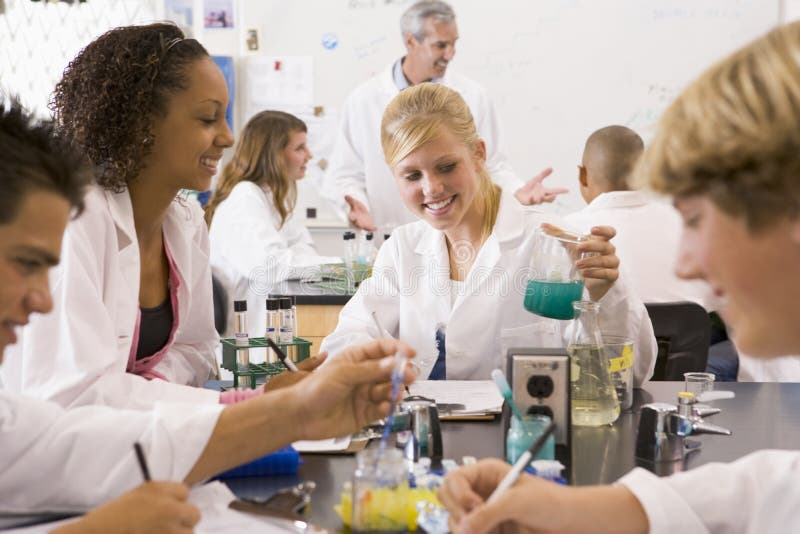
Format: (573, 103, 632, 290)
(400, 0, 455, 42)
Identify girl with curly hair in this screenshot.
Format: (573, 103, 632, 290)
(205, 110, 341, 337)
(1, 22, 253, 408)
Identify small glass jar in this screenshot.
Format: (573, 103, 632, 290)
(506, 414, 556, 464)
(603, 335, 634, 412)
(352, 448, 409, 533)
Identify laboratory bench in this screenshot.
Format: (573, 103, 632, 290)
(224, 381, 800, 531)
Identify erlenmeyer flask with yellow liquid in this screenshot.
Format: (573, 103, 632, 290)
(569, 300, 619, 426)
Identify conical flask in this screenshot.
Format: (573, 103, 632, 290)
(569, 301, 619, 426)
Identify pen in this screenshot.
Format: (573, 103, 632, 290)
(133, 442, 151, 482)
(265, 337, 299, 372)
(486, 421, 556, 504)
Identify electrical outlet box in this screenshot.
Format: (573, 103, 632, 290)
(507, 348, 571, 449)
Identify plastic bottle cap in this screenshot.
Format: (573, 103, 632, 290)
(678, 391, 695, 399)
(234, 300, 247, 312)
(366, 232, 374, 240)
(266, 298, 279, 310)
(279, 297, 292, 309)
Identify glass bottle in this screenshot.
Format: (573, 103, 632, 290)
(506, 414, 556, 464)
(351, 448, 408, 533)
(568, 301, 619, 426)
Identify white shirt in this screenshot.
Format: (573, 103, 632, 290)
(0, 390, 221, 513)
(0, 187, 220, 409)
(209, 181, 340, 336)
(321, 194, 656, 385)
(564, 191, 718, 311)
(737, 352, 800, 382)
(323, 62, 523, 229)
(619, 450, 800, 533)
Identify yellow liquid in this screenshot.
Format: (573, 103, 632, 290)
(572, 398, 619, 426)
(569, 344, 619, 426)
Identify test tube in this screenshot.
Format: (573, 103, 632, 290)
(233, 300, 252, 388)
(279, 297, 295, 361)
(265, 298, 280, 363)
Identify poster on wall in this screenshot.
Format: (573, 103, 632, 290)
(163, 0, 194, 37)
(203, 0, 234, 29)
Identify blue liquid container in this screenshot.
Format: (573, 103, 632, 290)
(506, 415, 555, 464)
(524, 279, 584, 320)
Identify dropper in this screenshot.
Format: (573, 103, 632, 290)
(491, 369, 525, 422)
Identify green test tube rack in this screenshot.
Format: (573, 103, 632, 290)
(220, 336, 312, 389)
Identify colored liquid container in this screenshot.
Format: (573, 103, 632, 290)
(506, 415, 556, 464)
(524, 279, 585, 320)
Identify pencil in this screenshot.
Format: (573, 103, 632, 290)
(133, 442, 151, 482)
(486, 421, 556, 504)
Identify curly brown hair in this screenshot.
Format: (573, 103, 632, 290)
(50, 22, 209, 192)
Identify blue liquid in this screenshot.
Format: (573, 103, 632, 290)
(524, 280, 584, 320)
(506, 415, 556, 463)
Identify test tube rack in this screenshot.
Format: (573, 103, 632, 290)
(220, 336, 312, 389)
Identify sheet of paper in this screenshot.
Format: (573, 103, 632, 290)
(193, 481, 321, 533)
(408, 380, 503, 415)
(293, 435, 351, 453)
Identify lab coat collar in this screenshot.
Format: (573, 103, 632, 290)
(412, 192, 524, 256)
(583, 190, 651, 211)
(104, 188, 136, 252)
(104, 188, 198, 288)
(382, 59, 450, 96)
(413, 193, 524, 308)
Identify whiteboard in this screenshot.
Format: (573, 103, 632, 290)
(238, 0, 781, 218)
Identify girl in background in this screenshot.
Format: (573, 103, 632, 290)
(207, 110, 339, 336)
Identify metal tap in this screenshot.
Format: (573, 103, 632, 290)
(635, 397, 731, 463)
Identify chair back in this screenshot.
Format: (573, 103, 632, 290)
(645, 302, 711, 381)
(211, 274, 228, 336)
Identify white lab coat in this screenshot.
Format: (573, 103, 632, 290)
(209, 181, 341, 336)
(619, 449, 800, 533)
(0, 187, 220, 409)
(0, 389, 221, 513)
(564, 191, 718, 311)
(323, 62, 523, 229)
(321, 194, 657, 385)
(737, 352, 800, 382)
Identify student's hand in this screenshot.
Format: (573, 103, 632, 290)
(514, 168, 569, 205)
(345, 195, 377, 231)
(262, 353, 328, 392)
(291, 339, 415, 440)
(438, 459, 560, 534)
(545, 223, 619, 302)
(52, 482, 200, 534)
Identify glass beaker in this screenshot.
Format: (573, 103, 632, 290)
(603, 335, 634, 412)
(569, 301, 619, 426)
(524, 225, 588, 320)
(351, 448, 409, 533)
(684, 372, 715, 396)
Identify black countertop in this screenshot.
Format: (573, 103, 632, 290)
(224, 381, 800, 531)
